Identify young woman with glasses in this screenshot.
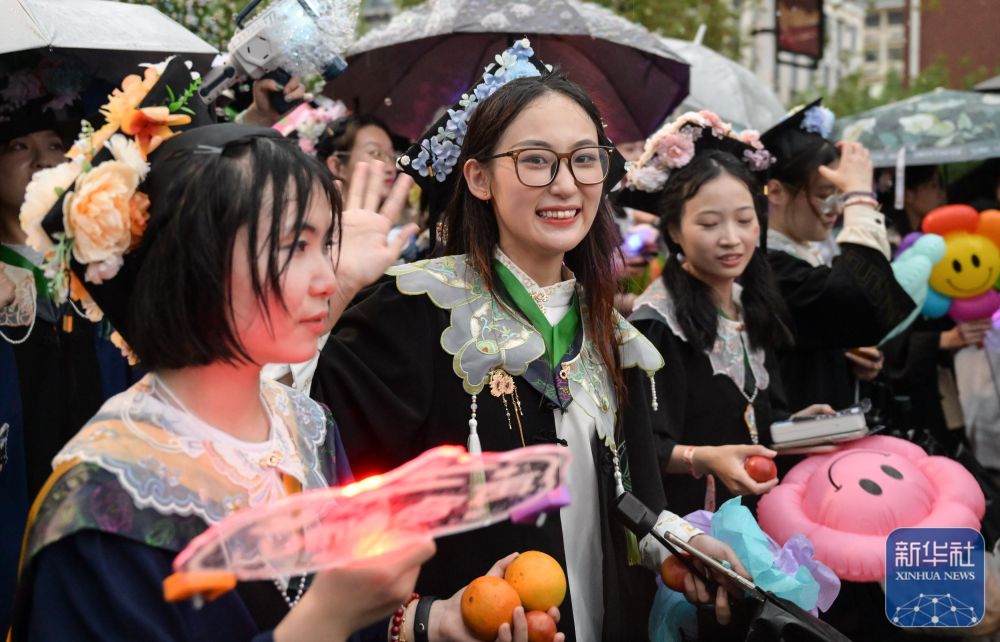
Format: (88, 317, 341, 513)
(315, 114, 406, 204)
(312, 69, 750, 641)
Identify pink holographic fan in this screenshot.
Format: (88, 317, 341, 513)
(163, 444, 571, 602)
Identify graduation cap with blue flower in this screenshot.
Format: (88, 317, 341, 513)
(396, 37, 627, 248)
(759, 98, 836, 175)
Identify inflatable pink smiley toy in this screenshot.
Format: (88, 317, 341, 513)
(757, 436, 984, 582)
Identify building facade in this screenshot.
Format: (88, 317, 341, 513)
(738, 0, 866, 105)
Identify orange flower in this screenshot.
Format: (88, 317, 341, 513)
(67, 68, 161, 159)
(120, 106, 191, 157)
(69, 273, 104, 322)
(63, 160, 140, 264)
(128, 191, 150, 251)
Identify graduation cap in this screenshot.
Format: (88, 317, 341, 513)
(395, 37, 627, 250)
(19, 57, 230, 346)
(614, 110, 776, 213)
(759, 98, 836, 176)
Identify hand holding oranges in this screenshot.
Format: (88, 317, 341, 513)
(459, 551, 567, 641)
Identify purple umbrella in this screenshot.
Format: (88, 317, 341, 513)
(325, 0, 689, 144)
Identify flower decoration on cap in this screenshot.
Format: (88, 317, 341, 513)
(623, 110, 776, 193)
(18, 59, 202, 315)
(397, 38, 543, 183)
(272, 96, 349, 155)
(799, 104, 836, 139)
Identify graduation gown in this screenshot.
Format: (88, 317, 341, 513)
(10, 375, 357, 642)
(312, 253, 691, 641)
(630, 279, 788, 516)
(766, 226, 914, 409)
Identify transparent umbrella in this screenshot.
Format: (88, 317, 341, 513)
(662, 36, 785, 132)
(1, 0, 217, 79)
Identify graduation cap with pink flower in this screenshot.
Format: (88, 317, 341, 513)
(615, 110, 776, 213)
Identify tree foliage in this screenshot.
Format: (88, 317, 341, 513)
(121, 0, 243, 51)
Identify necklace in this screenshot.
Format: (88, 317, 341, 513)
(718, 309, 760, 444)
(273, 575, 309, 609)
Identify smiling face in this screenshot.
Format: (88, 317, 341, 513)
(803, 448, 934, 535)
(929, 231, 1000, 298)
(466, 92, 604, 267)
(228, 187, 338, 366)
(669, 171, 760, 290)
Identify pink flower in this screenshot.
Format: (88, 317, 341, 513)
(743, 149, 776, 172)
(698, 110, 731, 138)
(652, 133, 695, 169)
(739, 129, 764, 150)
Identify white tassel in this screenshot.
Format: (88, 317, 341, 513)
(649, 373, 659, 412)
(467, 394, 481, 454)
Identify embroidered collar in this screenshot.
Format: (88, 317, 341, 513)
(387, 254, 664, 447)
(767, 228, 825, 268)
(52, 374, 330, 525)
(494, 248, 576, 316)
(631, 278, 769, 393)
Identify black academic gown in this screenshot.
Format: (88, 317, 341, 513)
(767, 244, 914, 409)
(630, 314, 788, 517)
(313, 269, 667, 642)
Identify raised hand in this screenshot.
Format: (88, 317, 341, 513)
(818, 141, 874, 194)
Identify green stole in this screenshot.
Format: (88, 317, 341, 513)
(493, 260, 580, 369)
(0, 244, 49, 296)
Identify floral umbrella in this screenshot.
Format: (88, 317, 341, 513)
(834, 88, 1000, 167)
(324, 0, 689, 144)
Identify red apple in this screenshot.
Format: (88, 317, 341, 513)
(525, 610, 557, 642)
(744, 455, 778, 483)
(659, 553, 691, 592)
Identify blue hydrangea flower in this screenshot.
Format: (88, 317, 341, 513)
(506, 59, 541, 81)
(509, 38, 534, 59)
(413, 146, 432, 178)
(801, 106, 835, 139)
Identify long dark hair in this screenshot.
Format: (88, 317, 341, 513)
(440, 73, 625, 400)
(768, 130, 839, 220)
(658, 150, 791, 353)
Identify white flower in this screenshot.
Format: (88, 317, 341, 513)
(627, 165, 669, 192)
(398, 155, 411, 167)
(19, 161, 83, 253)
(106, 134, 150, 180)
(899, 114, 935, 135)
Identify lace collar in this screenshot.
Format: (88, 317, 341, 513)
(494, 248, 576, 316)
(767, 228, 825, 268)
(631, 278, 769, 393)
(53, 374, 329, 524)
(387, 254, 664, 448)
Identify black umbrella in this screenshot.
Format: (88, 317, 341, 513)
(325, 0, 689, 144)
(613, 492, 854, 642)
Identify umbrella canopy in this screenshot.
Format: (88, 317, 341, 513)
(975, 73, 1000, 93)
(325, 0, 689, 144)
(661, 36, 785, 132)
(1, 0, 217, 77)
(834, 88, 1000, 167)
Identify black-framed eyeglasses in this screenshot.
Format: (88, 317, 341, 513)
(483, 145, 613, 187)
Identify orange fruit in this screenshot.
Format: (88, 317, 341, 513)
(525, 610, 557, 642)
(460, 575, 522, 641)
(503, 551, 567, 611)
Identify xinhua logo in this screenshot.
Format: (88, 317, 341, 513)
(885, 527, 985, 627)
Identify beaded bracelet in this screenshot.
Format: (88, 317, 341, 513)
(390, 593, 420, 642)
(843, 196, 881, 211)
